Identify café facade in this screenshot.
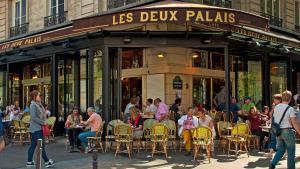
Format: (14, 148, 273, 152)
(0, 0, 299, 134)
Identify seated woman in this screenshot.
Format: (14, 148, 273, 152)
(198, 109, 216, 153)
(128, 107, 143, 139)
(178, 107, 199, 156)
(248, 106, 267, 151)
(65, 107, 83, 150)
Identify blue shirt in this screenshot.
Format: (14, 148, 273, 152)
(230, 103, 240, 123)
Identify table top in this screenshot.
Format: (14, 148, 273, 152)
(142, 114, 154, 119)
(226, 127, 233, 130)
(66, 125, 84, 130)
(259, 126, 271, 129)
(2, 120, 11, 123)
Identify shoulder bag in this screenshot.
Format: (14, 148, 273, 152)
(271, 105, 290, 136)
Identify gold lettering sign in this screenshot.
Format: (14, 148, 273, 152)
(1, 36, 43, 50)
(111, 10, 237, 25)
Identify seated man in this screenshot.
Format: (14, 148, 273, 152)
(154, 98, 169, 122)
(78, 107, 102, 153)
(178, 107, 199, 156)
(65, 107, 83, 150)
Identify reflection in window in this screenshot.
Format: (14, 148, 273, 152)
(238, 60, 262, 109)
(122, 48, 143, 69)
(80, 49, 87, 113)
(192, 50, 209, 68)
(270, 62, 287, 103)
(93, 50, 103, 115)
(211, 52, 225, 70)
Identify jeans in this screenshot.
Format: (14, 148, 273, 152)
(269, 132, 277, 151)
(78, 131, 96, 149)
(27, 130, 49, 162)
(271, 129, 296, 169)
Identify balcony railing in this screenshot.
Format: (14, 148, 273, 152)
(107, 0, 146, 10)
(261, 13, 283, 27)
(44, 12, 67, 27)
(295, 25, 300, 32)
(9, 23, 29, 37)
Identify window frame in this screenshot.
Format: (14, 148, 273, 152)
(295, 1, 300, 26)
(261, 0, 281, 18)
(14, 0, 27, 26)
(49, 0, 64, 16)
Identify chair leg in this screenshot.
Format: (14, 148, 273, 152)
(115, 142, 120, 157)
(235, 142, 238, 157)
(228, 141, 231, 156)
(207, 145, 211, 163)
(194, 145, 198, 161)
(126, 143, 131, 158)
(164, 142, 168, 159)
(244, 142, 249, 157)
(152, 142, 156, 158)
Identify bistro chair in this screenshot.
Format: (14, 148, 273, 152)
(216, 121, 232, 152)
(150, 123, 169, 158)
(87, 121, 105, 153)
(21, 114, 31, 124)
(161, 119, 177, 151)
(192, 126, 213, 163)
(105, 119, 124, 152)
(46, 116, 56, 142)
(227, 123, 250, 157)
(142, 119, 158, 150)
(114, 123, 133, 158)
(208, 109, 217, 120)
(11, 120, 28, 144)
(247, 123, 260, 150)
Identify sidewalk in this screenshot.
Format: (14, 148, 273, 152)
(0, 138, 299, 169)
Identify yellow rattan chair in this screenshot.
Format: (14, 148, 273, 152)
(150, 123, 169, 158)
(142, 119, 158, 150)
(227, 123, 250, 157)
(162, 119, 177, 151)
(192, 126, 213, 163)
(105, 119, 124, 152)
(114, 123, 133, 158)
(87, 121, 105, 153)
(11, 120, 29, 144)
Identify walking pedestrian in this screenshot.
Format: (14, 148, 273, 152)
(26, 90, 54, 168)
(269, 91, 300, 169)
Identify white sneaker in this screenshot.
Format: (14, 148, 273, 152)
(45, 159, 54, 168)
(26, 161, 35, 167)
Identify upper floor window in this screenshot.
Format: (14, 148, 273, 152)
(260, 0, 282, 27)
(203, 0, 232, 8)
(295, 1, 300, 31)
(10, 0, 28, 37)
(15, 0, 26, 26)
(107, 0, 142, 10)
(44, 0, 66, 27)
(50, 0, 64, 16)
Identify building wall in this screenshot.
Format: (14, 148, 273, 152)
(0, 0, 300, 42)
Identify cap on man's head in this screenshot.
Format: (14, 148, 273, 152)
(244, 96, 251, 100)
(87, 107, 95, 112)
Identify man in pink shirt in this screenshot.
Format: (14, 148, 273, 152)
(79, 107, 102, 153)
(154, 98, 169, 121)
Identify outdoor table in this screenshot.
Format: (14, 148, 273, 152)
(142, 114, 154, 119)
(259, 126, 271, 130)
(66, 125, 84, 153)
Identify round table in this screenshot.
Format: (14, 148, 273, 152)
(66, 126, 84, 153)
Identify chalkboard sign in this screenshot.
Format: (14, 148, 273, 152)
(173, 76, 183, 89)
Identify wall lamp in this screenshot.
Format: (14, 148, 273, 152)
(62, 42, 74, 49)
(123, 36, 131, 43)
(157, 52, 166, 58)
(192, 51, 199, 58)
(202, 39, 212, 44)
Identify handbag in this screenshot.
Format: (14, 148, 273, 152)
(42, 124, 51, 137)
(271, 105, 290, 136)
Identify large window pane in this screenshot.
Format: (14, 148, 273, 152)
(273, 0, 280, 18)
(122, 48, 143, 69)
(192, 50, 209, 68)
(211, 52, 225, 70)
(296, 1, 300, 25)
(238, 60, 262, 110)
(93, 50, 103, 115)
(270, 62, 287, 103)
(80, 49, 87, 113)
(15, 2, 20, 25)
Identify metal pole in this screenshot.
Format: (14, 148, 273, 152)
(36, 139, 43, 169)
(92, 150, 98, 169)
(224, 46, 230, 121)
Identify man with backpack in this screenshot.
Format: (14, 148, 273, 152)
(270, 91, 300, 169)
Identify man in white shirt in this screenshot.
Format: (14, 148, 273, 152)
(145, 98, 157, 113)
(270, 91, 300, 169)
